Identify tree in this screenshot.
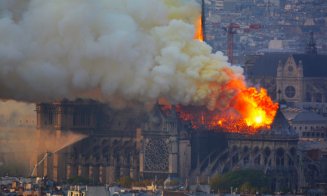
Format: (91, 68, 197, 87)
(132, 179, 152, 187)
(209, 173, 222, 192)
(117, 176, 132, 188)
(0, 163, 26, 176)
(240, 182, 254, 194)
(210, 169, 271, 193)
(67, 176, 90, 185)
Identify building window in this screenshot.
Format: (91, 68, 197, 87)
(305, 92, 311, 102)
(46, 111, 54, 125)
(73, 112, 78, 126)
(73, 110, 91, 127)
(276, 148, 285, 167)
(316, 93, 322, 102)
(285, 86, 296, 98)
(243, 156, 249, 165)
(254, 155, 261, 165)
(288, 156, 294, 166)
(264, 147, 271, 165)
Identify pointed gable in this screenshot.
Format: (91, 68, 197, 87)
(269, 108, 297, 135)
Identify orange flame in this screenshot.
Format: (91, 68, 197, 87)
(194, 16, 204, 41)
(160, 73, 278, 134)
(232, 87, 278, 129)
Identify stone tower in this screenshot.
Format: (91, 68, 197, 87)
(306, 32, 317, 55)
(276, 56, 304, 103)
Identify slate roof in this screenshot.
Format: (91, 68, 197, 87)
(292, 110, 327, 123)
(293, 54, 327, 77)
(250, 53, 289, 77)
(249, 53, 327, 77)
(268, 108, 297, 135)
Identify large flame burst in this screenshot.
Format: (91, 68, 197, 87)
(166, 85, 279, 134)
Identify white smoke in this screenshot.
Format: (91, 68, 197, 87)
(0, 0, 244, 110)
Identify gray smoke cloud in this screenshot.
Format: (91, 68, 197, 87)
(0, 0, 244, 110)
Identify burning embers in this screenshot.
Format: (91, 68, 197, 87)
(162, 86, 278, 134)
(232, 87, 278, 129)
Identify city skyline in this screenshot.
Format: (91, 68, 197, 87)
(203, 0, 327, 62)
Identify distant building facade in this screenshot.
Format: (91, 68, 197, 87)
(290, 111, 327, 141)
(247, 53, 327, 115)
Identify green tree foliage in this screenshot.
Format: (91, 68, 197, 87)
(210, 169, 271, 193)
(240, 182, 255, 194)
(67, 176, 90, 185)
(0, 163, 26, 176)
(210, 173, 222, 188)
(117, 176, 132, 188)
(131, 179, 152, 187)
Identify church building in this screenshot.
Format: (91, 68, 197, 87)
(247, 53, 327, 115)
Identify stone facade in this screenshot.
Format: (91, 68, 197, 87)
(276, 56, 303, 102)
(288, 110, 327, 141)
(227, 133, 299, 191)
(35, 100, 191, 183)
(191, 109, 326, 192)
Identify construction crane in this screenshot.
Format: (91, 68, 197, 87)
(223, 23, 261, 64)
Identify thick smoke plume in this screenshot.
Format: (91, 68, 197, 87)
(0, 0, 243, 110)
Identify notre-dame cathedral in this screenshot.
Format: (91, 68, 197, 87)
(34, 99, 327, 192)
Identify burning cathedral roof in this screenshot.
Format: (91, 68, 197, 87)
(228, 107, 298, 141)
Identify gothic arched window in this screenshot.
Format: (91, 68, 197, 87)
(315, 93, 322, 102)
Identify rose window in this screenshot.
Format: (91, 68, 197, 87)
(144, 138, 169, 171)
(285, 86, 296, 98)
